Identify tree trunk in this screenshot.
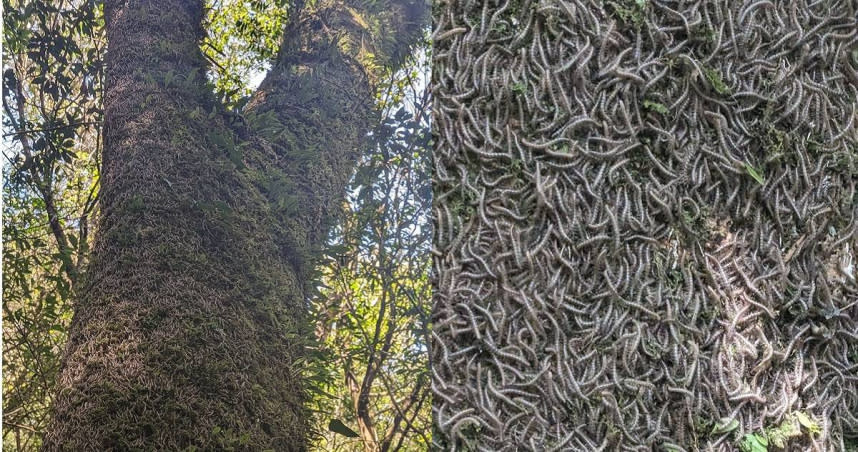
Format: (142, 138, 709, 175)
(42, 0, 426, 450)
(345, 363, 381, 452)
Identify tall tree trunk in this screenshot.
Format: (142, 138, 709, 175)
(42, 0, 426, 450)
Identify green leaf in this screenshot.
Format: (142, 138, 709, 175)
(711, 417, 740, 435)
(227, 146, 245, 169)
(328, 419, 359, 438)
(744, 163, 765, 185)
(794, 411, 820, 435)
(163, 69, 175, 87)
(766, 415, 802, 448)
(767, 431, 786, 448)
(643, 99, 669, 115)
(703, 67, 732, 95)
(739, 433, 768, 452)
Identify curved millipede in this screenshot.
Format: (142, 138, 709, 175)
(431, 0, 858, 450)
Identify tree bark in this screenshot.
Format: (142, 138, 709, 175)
(42, 0, 427, 450)
(243, 0, 427, 281)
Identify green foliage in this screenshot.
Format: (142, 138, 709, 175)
(643, 99, 669, 115)
(308, 63, 431, 451)
(210, 425, 254, 450)
(606, 0, 647, 28)
(3, 0, 104, 185)
(3, 0, 103, 449)
(203, 0, 290, 107)
(793, 412, 821, 436)
(740, 433, 768, 452)
(744, 162, 765, 185)
(711, 417, 739, 435)
(703, 66, 731, 95)
(328, 419, 360, 438)
(765, 418, 801, 449)
(737, 411, 822, 451)
(2, 185, 78, 450)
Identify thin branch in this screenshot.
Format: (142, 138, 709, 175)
(2, 121, 101, 138)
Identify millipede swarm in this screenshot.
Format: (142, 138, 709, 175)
(431, 0, 858, 450)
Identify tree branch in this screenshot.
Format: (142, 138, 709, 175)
(10, 67, 79, 282)
(1, 121, 101, 138)
(242, 0, 429, 280)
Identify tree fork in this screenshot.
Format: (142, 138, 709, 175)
(43, 0, 427, 450)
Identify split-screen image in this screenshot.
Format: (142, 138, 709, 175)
(2, 0, 856, 451)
